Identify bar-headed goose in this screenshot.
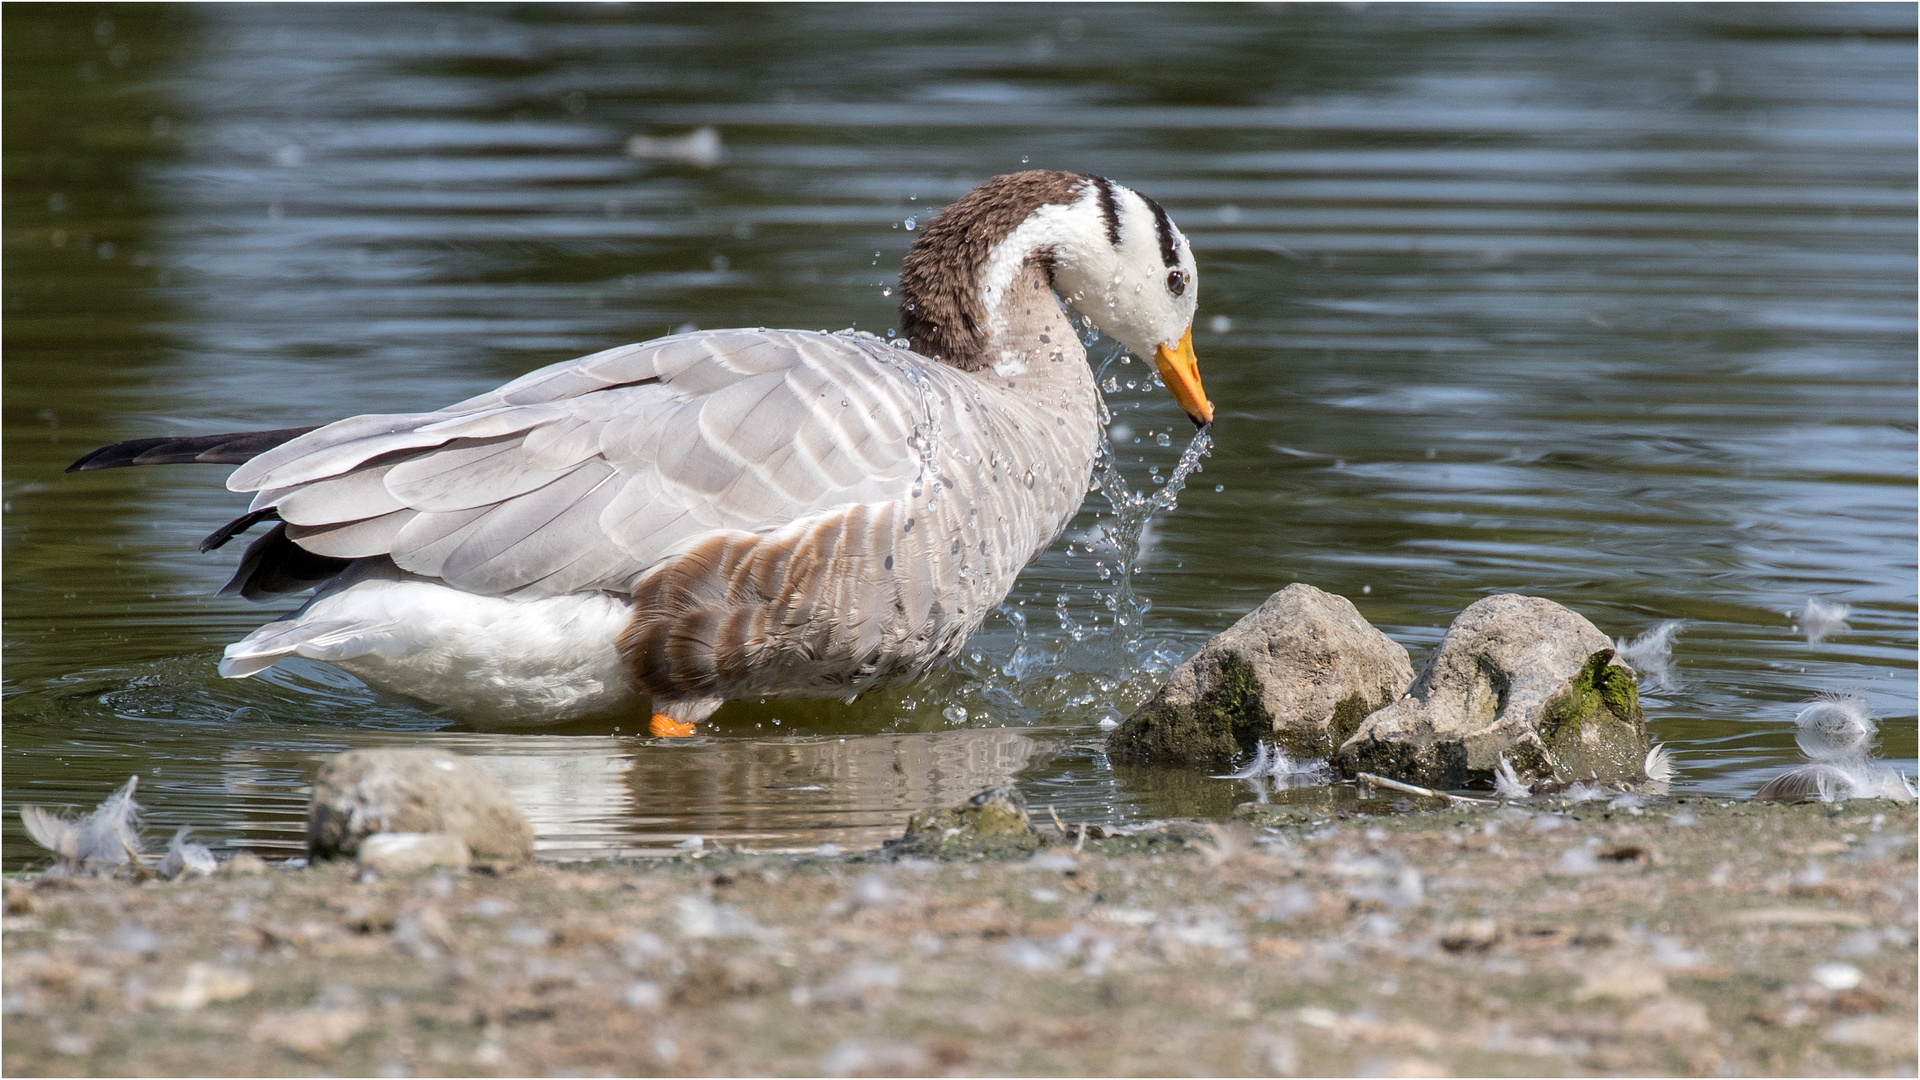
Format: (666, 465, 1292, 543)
(70, 170, 1212, 734)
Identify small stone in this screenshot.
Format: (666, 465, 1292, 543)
(307, 748, 533, 864)
(222, 853, 270, 877)
(1623, 997, 1712, 1037)
(356, 832, 472, 874)
(1439, 918, 1500, 953)
(1337, 594, 1649, 789)
(1575, 958, 1667, 1001)
(819, 1039, 932, 1077)
(1109, 584, 1414, 768)
(1810, 961, 1862, 991)
(623, 980, 666, 1010)
(1823, 1015, 1918, 1055)
(148, 962, 254, 1010)
(249, 1007, 369, 1056)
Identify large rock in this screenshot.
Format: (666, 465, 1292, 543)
(1107, 584, 1415, 768)
(1335, 594, 1647, 789)
(308, 749, 534, 864)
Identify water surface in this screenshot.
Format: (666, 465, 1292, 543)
(5, 4, 1914, 864)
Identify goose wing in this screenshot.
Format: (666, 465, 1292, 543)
(227, 330, 936, 599)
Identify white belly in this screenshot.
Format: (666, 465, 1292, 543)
(221, 563, 638, 725)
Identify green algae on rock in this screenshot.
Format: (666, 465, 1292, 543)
(885, 784, 1043, 860)
(1108, 584, 1414, 769)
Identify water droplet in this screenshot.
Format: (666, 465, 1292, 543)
(943, 705, 967, 724)
(1214, 484, 1224, 493)
(881, 286, 892, 297)
(1024, 467, 1036, 489)
(840, 399, 849, 407)
(904, 217, 916, 231)
(1155, 432, 1172, 447)
(1020, 155, 1030, 164)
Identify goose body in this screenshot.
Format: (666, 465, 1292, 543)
(70, 171, 1211, 731)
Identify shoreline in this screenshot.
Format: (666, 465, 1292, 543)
(4, 797, 1914, 1076)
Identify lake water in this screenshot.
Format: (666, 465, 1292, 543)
(5, 4, 1914, 864)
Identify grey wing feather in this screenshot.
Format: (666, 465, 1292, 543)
(231, 330, 933, 598)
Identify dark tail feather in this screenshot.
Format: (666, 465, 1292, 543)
(200, 507, 281, 554)
(66, 426, 321, 473)
(219, 523, 351, 600)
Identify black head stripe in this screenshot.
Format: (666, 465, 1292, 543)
(1139, 192, 1180, 269)
(1089, 175, 1122, 248)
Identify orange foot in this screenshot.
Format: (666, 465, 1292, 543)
(649, 713, 696, 738)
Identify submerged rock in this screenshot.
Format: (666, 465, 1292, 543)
(1336, 594, 1648, 789)
(1108, 584, 1414, 769)
(886, 784, 1041, 860)
(307, 749, 533, 864)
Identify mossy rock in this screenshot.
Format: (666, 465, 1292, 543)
(1107, 655, 1268, 770)
(1108, 584, 1414, 770)
(886, 785, 1042, 860)
(1539, 648, 1647, 781)
(1336, 595, 1652, 789)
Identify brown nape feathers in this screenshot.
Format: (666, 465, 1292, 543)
(895, 170, 1088, 369)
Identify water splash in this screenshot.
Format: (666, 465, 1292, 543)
(1088, 415, 1212, 661)
(895, 344, 1216, 733)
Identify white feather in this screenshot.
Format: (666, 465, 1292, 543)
(1493, 757, 1531, 800)
(19, 776, 144, 870)
(1797, 597, 1851, 645)
(1643, 743, 1675, 784)
(1614, 621, 1682, 693)
(1757, 695, 1912, 803)
(158, 827, 218, 879)
(1794, 694, 1876, 762)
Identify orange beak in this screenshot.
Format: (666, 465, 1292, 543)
(1153, 326, 1213, 428)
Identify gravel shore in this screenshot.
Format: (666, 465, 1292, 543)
(4, 797, 1914, 1076)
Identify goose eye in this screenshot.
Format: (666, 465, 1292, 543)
(1165, 269, 1187, 297)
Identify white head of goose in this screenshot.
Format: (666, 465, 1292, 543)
(68, 170, 1212, 734)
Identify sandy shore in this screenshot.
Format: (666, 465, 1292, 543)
(4, 797, 1914, 1077)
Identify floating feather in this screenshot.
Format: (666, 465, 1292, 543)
(1614, 621, 1682, 692)
(1215, 741, 1331, 789)
(1794, 694, 1876, 761)
(19, 776, 145, 871)
(1797, 598, 1851, 646)
(1756, 696, 1914, 804)
(1758, 762, 1915, 804)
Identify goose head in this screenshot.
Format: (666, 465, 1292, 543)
(898, 171, 1213, 427)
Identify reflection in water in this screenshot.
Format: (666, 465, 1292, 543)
(4, 5, 1914, 866)
(218, 728, 1036, 860)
